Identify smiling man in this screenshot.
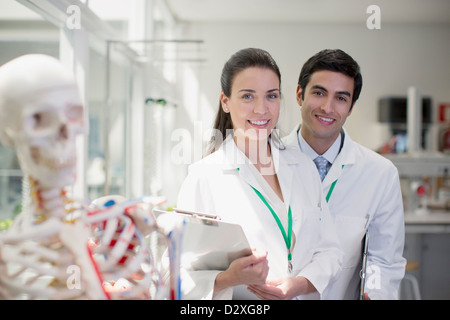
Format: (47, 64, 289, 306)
(284, 49, 406, 300)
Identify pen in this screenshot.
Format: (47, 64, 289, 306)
(363, 213, 370, 231)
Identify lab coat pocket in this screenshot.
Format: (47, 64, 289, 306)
(298, 208, 322, 234)
(292, 208, 322, 269)
(334, 215, 367, 269)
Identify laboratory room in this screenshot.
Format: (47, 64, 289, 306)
(0, 0, 449, 303)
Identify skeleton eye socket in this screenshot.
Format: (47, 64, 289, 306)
(33, 113, 41, 124)
(29, 109, 56, 131)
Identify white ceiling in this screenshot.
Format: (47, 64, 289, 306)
(165, 0, 450, 24)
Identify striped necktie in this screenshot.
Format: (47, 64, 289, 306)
(313, 156, 331, 181)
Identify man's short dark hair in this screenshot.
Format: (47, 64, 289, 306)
(298, 49, 363, 107)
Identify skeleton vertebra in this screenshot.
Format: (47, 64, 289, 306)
(0, 174, 108, 299)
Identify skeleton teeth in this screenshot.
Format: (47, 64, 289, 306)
(42, 156, 75, 169)
(250, 120, 269, 125)
(30, 147, 75, 169)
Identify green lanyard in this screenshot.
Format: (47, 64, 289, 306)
(249, 185, 293, 273)
(325, 165, 344, 203)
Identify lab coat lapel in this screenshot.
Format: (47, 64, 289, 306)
(271, 140, 299, 209)
(283, 125, 356, 190)
(323, 129, 356, 188)
(221, 134, 266, 196)
(222, 134, 292, 205)
(282, 124, 301, 148)
(237, 164, 262, 193)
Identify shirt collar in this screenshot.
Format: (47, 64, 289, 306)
(297, 129, 341, 164)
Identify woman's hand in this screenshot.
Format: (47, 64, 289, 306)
(247, 276, 316, 300)
(214, 248, 269, 294)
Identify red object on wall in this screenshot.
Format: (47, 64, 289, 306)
(439, 103, 450, 123)
(442, 127, 450, 152)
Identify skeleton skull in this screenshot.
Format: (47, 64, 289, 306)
(0, 54, 87, 188)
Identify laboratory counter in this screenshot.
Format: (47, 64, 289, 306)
(405, 211, 450, 234)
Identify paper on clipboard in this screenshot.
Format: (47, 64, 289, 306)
(154, 208, 252, 271)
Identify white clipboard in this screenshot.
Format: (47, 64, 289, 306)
(153, 208, 252, 271)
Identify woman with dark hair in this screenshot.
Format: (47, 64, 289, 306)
(177, 48, 342, 300)
(206, 47, 284, 155)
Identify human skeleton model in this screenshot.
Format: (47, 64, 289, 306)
(0, 54, 180, 299)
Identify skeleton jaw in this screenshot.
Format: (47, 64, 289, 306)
(16, 141, 77, 189)
(30, 146, 76, 170)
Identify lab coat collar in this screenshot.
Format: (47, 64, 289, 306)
(283, 124, 357, 187)
(220, 133, 296, 207)
(220, 134, 250, 171)
(298, 130, 341, 164)
(282, 123, 301, 148)
(319, 128, 357, 186)
(220, 134, 260, 190)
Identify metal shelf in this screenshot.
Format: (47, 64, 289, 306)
(384, 153, 450, 177)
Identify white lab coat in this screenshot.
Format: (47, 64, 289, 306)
(284, 126, 406, 300)
(176, 134, 343, 300)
